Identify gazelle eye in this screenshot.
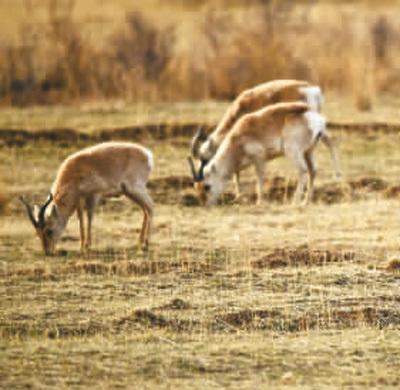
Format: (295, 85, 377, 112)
(204, 184, 211, 192)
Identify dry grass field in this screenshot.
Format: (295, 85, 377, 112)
(1, 100, 400, 389)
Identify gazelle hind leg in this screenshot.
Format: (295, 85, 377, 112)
(121, 184, 154, 249)
(286, 147, 308, 205)
(233, 171, 241, 201)
(304, 150, 316, 205)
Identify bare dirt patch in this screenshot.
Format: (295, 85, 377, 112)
(4, 304, 399, 339)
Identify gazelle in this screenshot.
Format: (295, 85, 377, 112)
(191, 102, 340, 206)
(189, 79, 324, 198)
(20, 142, 154, 255)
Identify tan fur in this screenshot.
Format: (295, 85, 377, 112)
(23, 142, 154, 254)
(191, 80, 323, 199)
(198, 102, 340, 206)
(211, 80, 310, 146)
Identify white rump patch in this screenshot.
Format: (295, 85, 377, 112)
(299, 86, 324, 112)
(144, 148, 154, 170)
(304, 111, 326, 140)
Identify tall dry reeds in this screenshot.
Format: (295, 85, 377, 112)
(1, 0, 399, 106)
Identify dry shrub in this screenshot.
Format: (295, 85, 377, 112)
(109, 11, 174, 100)
(1, 1, 400, 104)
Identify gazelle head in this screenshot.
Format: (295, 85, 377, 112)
(19, 193, 64, 255)
(200, 163, 225, 206)
(188, 156, 207, 204)
(188, 157, 224, 206)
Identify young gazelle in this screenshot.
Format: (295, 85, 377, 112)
(189, 79, 324, 198)
(20, 142, 154, 255)
(192, 102, 340, 206)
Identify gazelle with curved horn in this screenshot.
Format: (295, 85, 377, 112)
(20, 142, 154, 255)
(20, 192, 53, 228)
(189, 79, 325, 197)
(195, 102, 340, 206)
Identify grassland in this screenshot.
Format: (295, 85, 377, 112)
(1, 100, 400, 389)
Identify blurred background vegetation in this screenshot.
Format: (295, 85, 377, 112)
(0, 0, 399, 108)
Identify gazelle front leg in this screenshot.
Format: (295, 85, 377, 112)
(76, 199, 86, 252)
(286, 147, 308, 205)
(254, 159, 266, 206)
(85, 194, 100, 251)
(304, 150, 316, 205)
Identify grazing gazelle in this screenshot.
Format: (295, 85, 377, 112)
(191, 102, 340, 206)
(20, 142, 154, 255)
(189, 79, 324, 197)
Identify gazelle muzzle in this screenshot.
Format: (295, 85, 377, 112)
(187, 156, 206, 182)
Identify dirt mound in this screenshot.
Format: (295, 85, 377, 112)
(148, 175, 198, 205)
(214, 306, 400, 332)
(159, 298, 192, 310)
(2, 318, 104, 339)
(149, 175, 396, 207)
(263, 176, 392, 204)
(252, 247, 356, 269)
(114, 309, 197, 333)
(384, 258, 400, 272)
(2, 120, 400, 147)
(263, 178, 347, 204)
(0, 128, 91, 147)
(327, 121, 400, 133)
(0, 123, 213, 147)
(214, 309, 280, 329)
(115, 309, 169, 329)
(98, 123, 212, 141)
(384, 185, 400, 199)
(350, 177, 388, 191)
(3, 308, 194, 338)
(149, 175, 193, 191)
